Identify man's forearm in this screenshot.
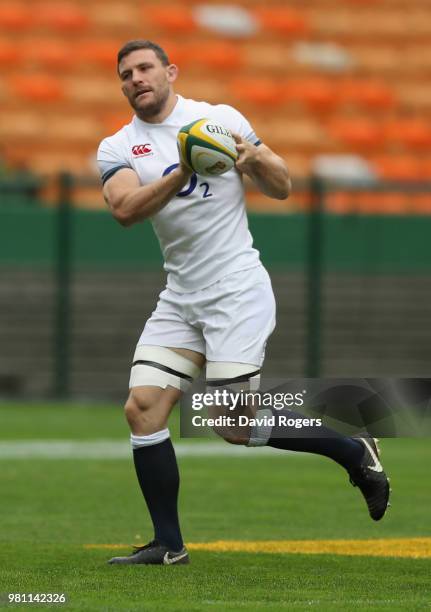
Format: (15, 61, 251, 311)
(110, 168, 192, 226)
(245, 151, 292, 200)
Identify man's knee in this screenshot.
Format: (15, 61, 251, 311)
(124, 392, 146, 428)
(125, 345, 202, 435)
(124, 387, 175, 434)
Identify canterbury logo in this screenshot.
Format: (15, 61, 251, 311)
(163, 551, 188, 565)
(132, 144, 153, 156)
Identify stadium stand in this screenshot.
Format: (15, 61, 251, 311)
(0, 0, 430, 211)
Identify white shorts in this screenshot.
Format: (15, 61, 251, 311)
(137, 265, 276, 367)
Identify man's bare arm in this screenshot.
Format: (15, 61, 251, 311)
(103, 165, 193, 227)
(232, 134, 292, 200)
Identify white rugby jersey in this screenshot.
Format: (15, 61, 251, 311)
(97, 95, 262, 292)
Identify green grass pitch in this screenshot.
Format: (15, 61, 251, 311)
(0, 403, 430, 611)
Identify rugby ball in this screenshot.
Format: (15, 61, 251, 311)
(177, 118, 238, 177)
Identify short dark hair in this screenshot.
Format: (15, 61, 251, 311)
(117, 40, 170, 70)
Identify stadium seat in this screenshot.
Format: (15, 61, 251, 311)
(410, 194, 431, 214)
(421, 158, 431, 179)
(244, 42, 287, 73)
(246, 190, 290, 213)
(329, 119, 384, 150)
(230, 78, 284, 107)
(29, 40, 74, 70)
(284, 78, 337, 113)
(155, 40, 187, 66)
(177, 77, 228, 103)
(355, 192, 408, 214)
(290, 190, 313, 212)
(30, 151, 91, 174)
(255, 118, 326, 151)
(385, 119, 431, 150)
(338, 80, 395, 111)
(10, 74, 65, 102)
(44, 115, 101, 142)
(0, 4, 31, 31)
(352, 45, 402, 74)
(192, 42, 243, 70)
(102, 113, 134, 135)
(326, 192, 356, 214)
(145, 6, 196, 34)
(88, 3, 138, 32)
(36, 3, 89, 33)
(77, 41, 121, 70)
(253, 7, 309, 36)
(65, 77, 121, 104)
(0, 111, 44, 138)
(372, 156, 423, 180)
(0, 40, 22, 65)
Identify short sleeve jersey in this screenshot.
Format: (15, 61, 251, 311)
(97, 95, 261, 293)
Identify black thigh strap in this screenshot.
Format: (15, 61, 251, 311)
(206, 369, 261, 387)
(132, 360, 194, 383)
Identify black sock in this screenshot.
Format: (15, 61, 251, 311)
(133, 438, 183, 551)
(266, 409, 364, 471)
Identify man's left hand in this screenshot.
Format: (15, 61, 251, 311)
(231, 132, 261, 175)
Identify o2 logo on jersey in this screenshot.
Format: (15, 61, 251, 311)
(132, 144, 153, 157)
(163, 164, 213, 199)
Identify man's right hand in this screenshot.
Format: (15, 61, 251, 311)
(177, 161, 194, 179)
(103, 165, 195, 227)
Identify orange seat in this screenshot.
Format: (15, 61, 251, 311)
(338, 80, 395, 111)
(0, 4, 31, 30)
(78, 41, 121, 70)
(231, 78, 283, 107)
(326, 192, 356, 214)
(352, 192, 381, 214)
(102, 113, 133, 135)
(146, 6, 196, 34)
(193, 42, 242, 70)
(30, 40, 74, 70)
(385, 119, 431, 150)
(254, 7, 309, 36)
(329, 119, 384, 150)
(290, 191, 313, 212)
(284, 78, 337, 113)
(398, 119, 431, 150)
(410, 194, 431, 214)
(421, 158, 431, 179)
(355, 192, 408, 214)
(11, 74, 65, 102)
(372, 155, 422, 180)
(154, 40, 187, 65)
(36, 3, 89, 32)
(0, 40, 22, 64)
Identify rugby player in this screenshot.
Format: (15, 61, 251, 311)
(97, 40, 390, 565)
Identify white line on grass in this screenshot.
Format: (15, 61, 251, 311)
(0, 440, 291, 459)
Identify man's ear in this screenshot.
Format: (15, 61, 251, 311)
(166, 64, 179, 84)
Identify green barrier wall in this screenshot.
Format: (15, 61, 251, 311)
(1, 205, 431, 272)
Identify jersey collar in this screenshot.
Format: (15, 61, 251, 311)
(134, 95, 185, 127)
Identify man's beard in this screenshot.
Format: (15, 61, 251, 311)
(132, 85, 170, 120)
